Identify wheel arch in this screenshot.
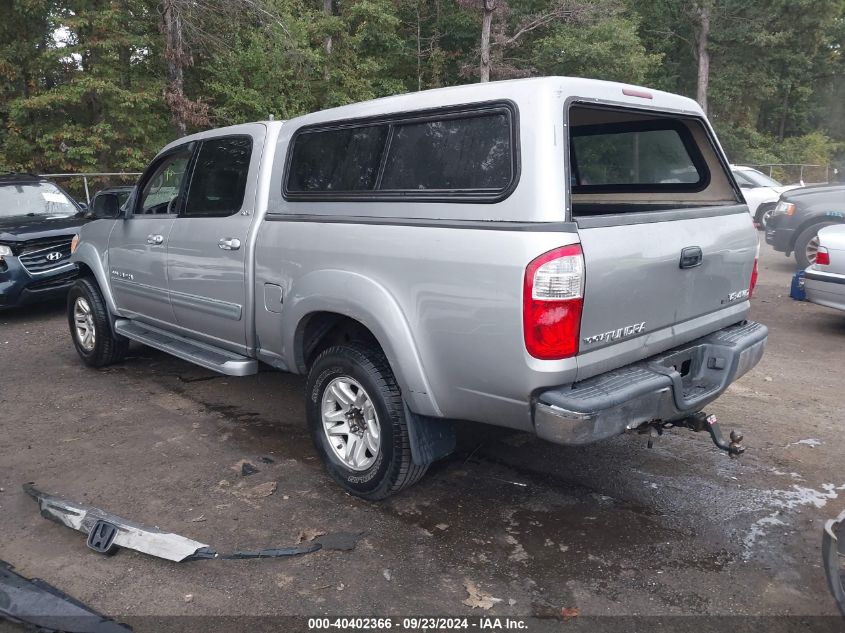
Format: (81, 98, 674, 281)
(70, 242, 118, 315)
(283, 270, 441, 418)
(788, 215, 845, 253)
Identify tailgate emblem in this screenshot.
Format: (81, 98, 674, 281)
(583, 321, 646, 345)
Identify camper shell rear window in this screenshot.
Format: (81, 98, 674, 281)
(568, 104, 739, 217)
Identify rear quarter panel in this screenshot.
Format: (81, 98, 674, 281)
(255, 221, 581, 429)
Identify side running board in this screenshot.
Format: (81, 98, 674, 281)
(114, 319, 258, 376)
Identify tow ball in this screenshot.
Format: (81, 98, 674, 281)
(638, 411, 745, 457)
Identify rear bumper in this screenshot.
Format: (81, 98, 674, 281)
(804, 269, 845, 312)
(533, 321, 768, 445)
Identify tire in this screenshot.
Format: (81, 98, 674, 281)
(793, 222, 836, 269)
(306, 343, 427, 500)
(67, 277, 129, 367)
(755, 203, 776, 230)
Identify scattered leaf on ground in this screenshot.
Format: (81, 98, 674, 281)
(297, 528, 327, 543)
(462, 580, 502, 610)
(561, 607, 579, 620)
(237, 481, 277, 500)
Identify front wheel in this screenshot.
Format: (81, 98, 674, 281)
(305, 343, 427, 500)
(67, 277, 129, 367)
(794, 222, 836, 269)
(755, 203, 776, 230)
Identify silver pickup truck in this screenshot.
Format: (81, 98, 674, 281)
(68, 77, 767, 499)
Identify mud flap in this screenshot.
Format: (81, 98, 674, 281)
(404, 404, 456, 466)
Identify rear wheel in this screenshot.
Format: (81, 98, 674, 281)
(794, 222, 836, 269)
(67, 278, 129, 367)
(305, 343, 427, 500)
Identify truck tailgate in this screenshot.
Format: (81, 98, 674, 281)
(577, 209, 757, 359)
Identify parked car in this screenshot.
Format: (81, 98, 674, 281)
(67, 77, 766, 499)
(803, 224, 845, 313)
(765, 184, 845, 268)
(0, 173, 89, 309)
(89, 186, 134, 219)
(730, 165, 799, 229)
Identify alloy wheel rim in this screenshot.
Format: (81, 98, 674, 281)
(806, 235, 820, 265)
(321, 377, 381, 471)
(73, 297, 96, 352)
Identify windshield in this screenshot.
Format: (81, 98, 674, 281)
(0, 182, 78, 218)
(737, 168, 782, 188)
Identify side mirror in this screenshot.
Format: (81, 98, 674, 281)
(91, 193, 122, 219)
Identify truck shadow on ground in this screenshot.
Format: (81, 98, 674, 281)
(112, 345, 751, 605)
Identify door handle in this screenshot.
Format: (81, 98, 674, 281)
(146, 234, 164, 245)
(218, 237, 241, 251)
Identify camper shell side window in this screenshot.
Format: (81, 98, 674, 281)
(283, 101, 520, 204)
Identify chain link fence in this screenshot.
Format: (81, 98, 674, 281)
(742, 164, 831, 186)
(38, 172, 141, 204)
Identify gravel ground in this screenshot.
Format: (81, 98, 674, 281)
(0, 242, 843, 632)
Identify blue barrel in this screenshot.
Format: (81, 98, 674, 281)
(790, 270, 806, 301)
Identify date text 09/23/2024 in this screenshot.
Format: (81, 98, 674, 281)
(307, 617, 530, 630)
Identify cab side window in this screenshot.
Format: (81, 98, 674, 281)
(137, 144, 194, 215)
(184, 136, 252, 217)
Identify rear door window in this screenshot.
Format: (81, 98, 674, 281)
(184, 136, 252, 217)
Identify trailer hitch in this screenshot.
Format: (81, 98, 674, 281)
(638, 412, 745, 457)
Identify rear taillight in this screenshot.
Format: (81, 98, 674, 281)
(748, 241, 760, 299)
(523, 245, 584, 359)
(748, 258, 759, 298)
(816, 247, 830, 266)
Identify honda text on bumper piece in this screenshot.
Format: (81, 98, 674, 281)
(66, 77, 767, 499)
(0, 173, 88, 309)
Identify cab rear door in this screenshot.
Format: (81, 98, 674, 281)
(166, 127, 264, 354)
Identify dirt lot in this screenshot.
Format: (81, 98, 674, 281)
(1, 243, 843, 632)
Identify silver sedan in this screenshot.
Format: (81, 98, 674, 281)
(804, 224, 845, 312)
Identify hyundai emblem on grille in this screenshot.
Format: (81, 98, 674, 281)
(45, 251, 64, 261)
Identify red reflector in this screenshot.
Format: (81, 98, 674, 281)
(815, 247, 830, 266)
(623, 88, 653, 99)
(749, 258, 759, 298)
(523, 245, 584, 360)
